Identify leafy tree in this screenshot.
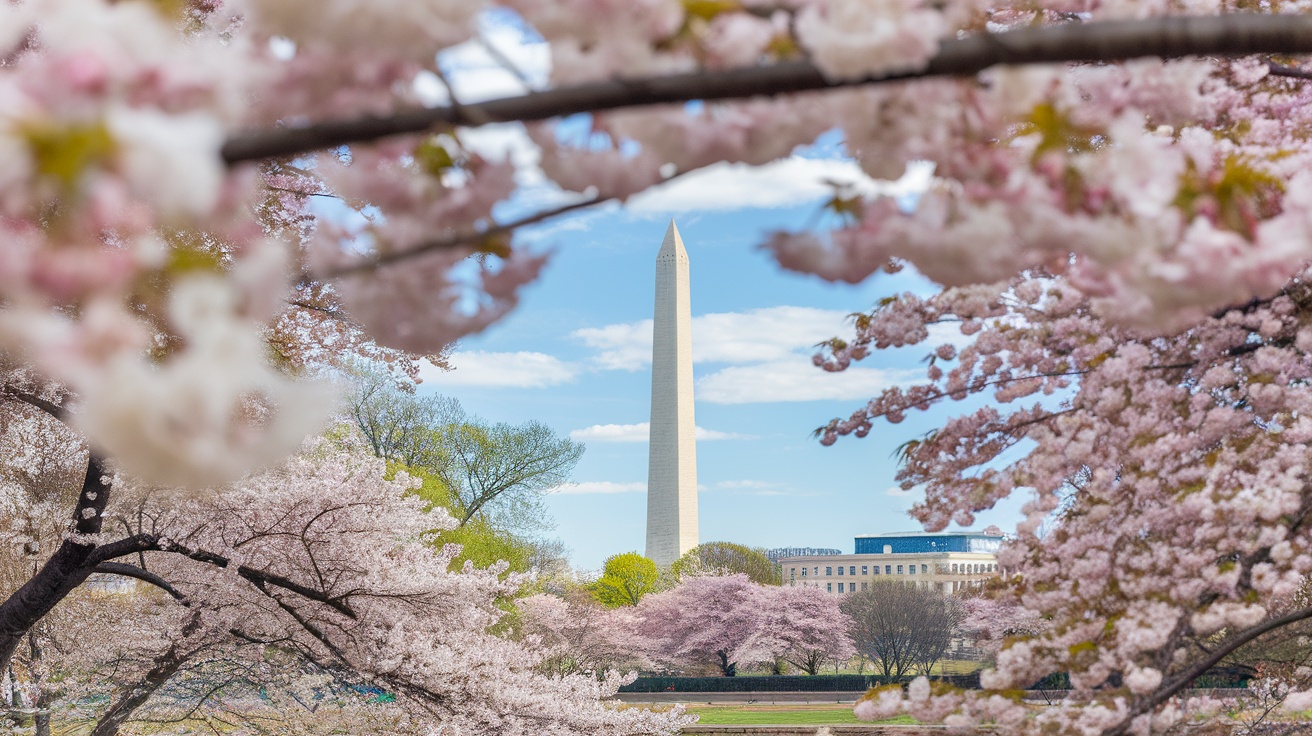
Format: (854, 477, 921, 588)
(840, 581, 961, 679)
(348, 365, 460, 469)
(671, 542, 781, 585)
(349, 371, 584, 536)
(435, 418, 584, 533)
(589, 552, 659, 608)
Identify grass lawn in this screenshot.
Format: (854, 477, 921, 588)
(680, 704, 916, 726)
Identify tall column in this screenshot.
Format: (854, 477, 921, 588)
(645, 220, 698, 567)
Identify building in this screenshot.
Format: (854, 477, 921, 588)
(764, 547, 842, 563)
(779, 531, 1003, 595)
(645, 221, 699, 566)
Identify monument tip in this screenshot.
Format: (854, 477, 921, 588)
(659, 219, 685, 256)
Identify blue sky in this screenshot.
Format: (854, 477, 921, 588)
(404, 21, 1028, 572)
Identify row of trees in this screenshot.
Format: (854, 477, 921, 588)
(522, 572, 970, 679)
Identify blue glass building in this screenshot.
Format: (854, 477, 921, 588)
(853, 531, 1002, 555)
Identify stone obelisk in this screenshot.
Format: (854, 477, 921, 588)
(645, 220, 698, 567)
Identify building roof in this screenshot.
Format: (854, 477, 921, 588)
(853, 530, 1003, 539)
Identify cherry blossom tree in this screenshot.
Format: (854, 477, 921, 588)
(824, 275, 1312, 732)
(0, 394, 690, 734)
(637, 574, 775, 676)
(763, 583, 855, 676)
(518, 590, 647, 676)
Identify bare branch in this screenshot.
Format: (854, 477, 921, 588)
(325, 194, 602, 277)
(91, 562, 188, 602)
(1, 387, 69, 424)
(222, 14, 1312, 164)
(1268, 61, 1312, 80)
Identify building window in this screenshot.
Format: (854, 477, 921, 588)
(827, 583, 833, 592)
(826, 566, 833, 576)
(801, 568, 807, 577)
(885, 565, 892, 574)
(861, 582, 868, 591)
(837, 566, 844, 576)
(952, 564, 958, 573)
(921, 564, 928, 574)
(838, 582, 844, 592)
(873, 566, 880, 575)
(814, 567, 819, 575)
(862, 566, 868, 575)
(849, 566, 856, 575)
(897, 565, 903, 574)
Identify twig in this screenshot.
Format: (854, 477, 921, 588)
(325, 194, 603, 277)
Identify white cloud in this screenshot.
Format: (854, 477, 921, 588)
(713, 479, 813, 497)
(628, 158, 933, 214)
(696, 426, 753, 441)
(716, 480, 774, 489)
(572, 306, 853, 371)
(570, 423, 649, 443)
(697, 360, 917, 404)
(569, 422, 754, 442)
(551, 481, 646, 495)
(572, 320, 653, 371)
(421, 351, 580, 388)
(885, 485, 913, 497)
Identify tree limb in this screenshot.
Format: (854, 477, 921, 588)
(0, 388, 68, 424)
(1105, 604, 1312, 736)
(222, 14, 1312, 164)
(91, 563, 188, 602)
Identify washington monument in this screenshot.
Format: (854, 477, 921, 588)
(645, 220, 698, 567)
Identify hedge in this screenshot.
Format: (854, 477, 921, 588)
(618, 673, 980, 693)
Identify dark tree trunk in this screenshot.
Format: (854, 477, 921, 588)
(0, 457, 109, 672)
(33, 691, 53, 736)
(89, 646, 188, 736)
(717, 651, 737, 677)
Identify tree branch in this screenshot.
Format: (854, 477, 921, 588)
(324, 193, 603, 277)
(1105, 604, 1312, 736)
(1267, 61, 1312, 80)
(0, 388, 68, 424)
(91, 563, 187, 602)
(222, 14, 1312, 164)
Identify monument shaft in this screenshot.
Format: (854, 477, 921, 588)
(646, 221, 698, 567)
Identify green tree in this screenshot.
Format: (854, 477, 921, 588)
(434, 418, 584, 533)
(348, 366, 584, 537)
(390, 451, 563, 577)
(589, 552, 659, 607)
(671, 542, 781, 585)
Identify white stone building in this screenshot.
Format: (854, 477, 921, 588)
(780, 531, 1003, 595)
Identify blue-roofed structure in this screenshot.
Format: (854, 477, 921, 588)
(854, 531, 1003, 556)
(777, 529, 1005, 596)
